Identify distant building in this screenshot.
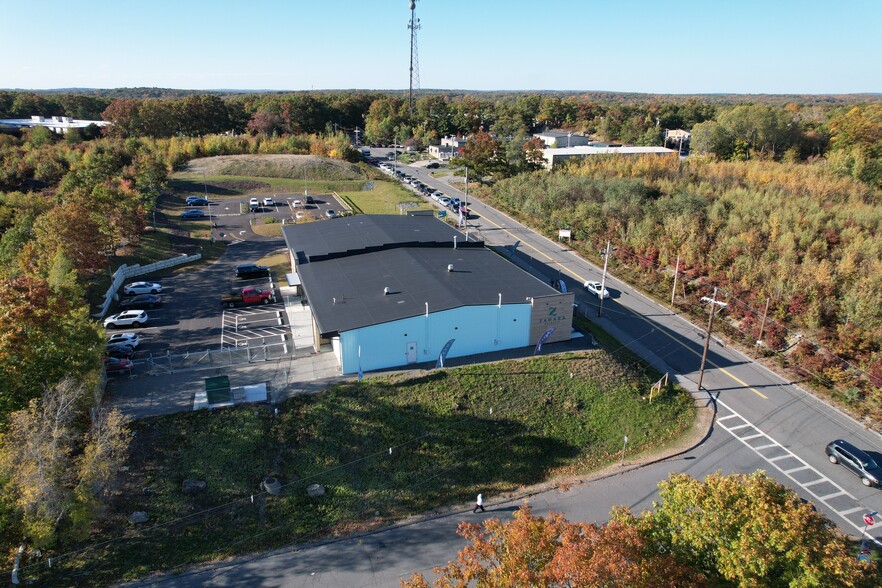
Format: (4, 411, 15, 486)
(533, 131, 591, 148)
(428, 136, 468, 160)
(663, 129, 691, 153)
(541, 145, 677, 169)
(0, 115, 111, 134)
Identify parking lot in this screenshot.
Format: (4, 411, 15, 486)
(103, 239, 297, 377)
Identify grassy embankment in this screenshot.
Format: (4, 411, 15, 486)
(43, 344, 696, 585)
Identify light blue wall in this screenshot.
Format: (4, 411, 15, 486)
(340, 304, 531, 374)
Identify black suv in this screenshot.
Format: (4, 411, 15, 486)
(236, 264, 270, 280)
(825, 439, 882, 487)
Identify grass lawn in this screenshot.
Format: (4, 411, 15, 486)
(45, 350, 695, 585)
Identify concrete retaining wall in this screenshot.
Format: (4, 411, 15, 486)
(92, 253, 201, 318)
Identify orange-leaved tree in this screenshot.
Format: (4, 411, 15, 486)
(401, 505, 702, 588)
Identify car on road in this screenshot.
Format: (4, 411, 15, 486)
(263, 197, 275, 206)
(119, 293, 162, 310)
(181, 209, 206, 219)
(825, 439, 882, 487)
(123, 282, 162, 295)
(104, 310, 149, 329)
(186, 197, 210, 206)
(236, 264, 270, 279)
(104, 356, 133, 373)
(426, 162, 440, 169)
(325, 209, 337, 218)
(584, 280, 610, 299)
(105, 343, 135, 359)
(108, 332, 140, 348)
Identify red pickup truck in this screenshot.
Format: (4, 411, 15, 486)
(221, 287, 273, 308)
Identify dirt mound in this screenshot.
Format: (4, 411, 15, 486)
(182, 154, 364, 181)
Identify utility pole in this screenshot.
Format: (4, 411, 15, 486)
(697, 287, 728, 392)
(464, 167, 469, 241)
(756, 296, 771, 348)
(354, 126, 361, 146)
(597, 241, 611, 317)
(671, 254, 680, 306)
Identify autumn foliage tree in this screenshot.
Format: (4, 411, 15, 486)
(614, 471, 881, 587)
(401, 505, 702, 588)
(0, 379, 131, 547)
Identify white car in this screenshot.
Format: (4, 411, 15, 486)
(104, 310, 149, 329)
(263, 197, 275, 206)
(292, 199, 302, 207)
(123, 281, 162, 295)
(584, 280, 610, 299)
(108, 332, 141, 348)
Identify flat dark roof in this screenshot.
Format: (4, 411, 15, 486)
(282, 215, 558, 335)
(282, 214, 480, 262)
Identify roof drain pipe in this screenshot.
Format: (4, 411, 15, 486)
(453, 235, 457, 249)
(498, 293, 502, 308)
(425, 302, 429, 317)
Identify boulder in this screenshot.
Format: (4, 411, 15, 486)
(306, 483, 325, 497)
(182, 479, 207, 495)
(129, 511, 149, 524)
(263, 477, 282, 496)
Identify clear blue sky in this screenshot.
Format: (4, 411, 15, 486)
(2, 0, 880, 94)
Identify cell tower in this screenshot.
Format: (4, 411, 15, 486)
(407, 0, 420, 118)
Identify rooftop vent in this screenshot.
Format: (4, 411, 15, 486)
(384, 287, 391, 296)
(447, 264, 454, 272)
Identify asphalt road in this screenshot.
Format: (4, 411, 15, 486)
(134, 161, 882, 586)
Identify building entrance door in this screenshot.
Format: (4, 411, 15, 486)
(406, 341, 418, 364)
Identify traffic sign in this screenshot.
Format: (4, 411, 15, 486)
(864, 513, 875, 526)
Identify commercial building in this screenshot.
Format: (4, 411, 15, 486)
(533, 131, 591, 148)
(281, 215, 573, 374)
(540, 145, 677, 169)
(0, 115, 111, 134)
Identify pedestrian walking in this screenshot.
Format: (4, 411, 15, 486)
(472, 493, 485, 513)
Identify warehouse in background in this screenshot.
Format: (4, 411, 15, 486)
(282, 215, 574, 374)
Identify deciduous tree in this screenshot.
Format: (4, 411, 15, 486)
(402, 505, 701, 588)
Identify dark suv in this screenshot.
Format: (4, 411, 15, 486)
(825, 439, 882, 487)
(236, 264, 270, 280)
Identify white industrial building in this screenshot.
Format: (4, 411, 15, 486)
(282, 215, 574, 374)
(533, 131, 591, 148)
(0, 115, 111, 134)
(541, 145, 677, 169)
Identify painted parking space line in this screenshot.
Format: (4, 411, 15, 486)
(715, 398, 880, 544)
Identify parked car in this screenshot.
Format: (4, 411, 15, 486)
(449, 197, 461, 208)
(584, 280, 610, 299)
(825, 439, 882, 487)
(123, 282, 161, 295)
(181, 209, 206, 219)
(119, 293, 162, 310)
(186, 197, 210, 206)
(108, 332, 140, 348)
(426, 162, 440, 169)
(305, 196, 315, 204)
(105, 343, 135, 359)
(438, 197, 451, 207)
(249, 197, 260, 211)
(292, 199, 302, 207)
(325, 209, 337, 218)
(236, 264, 270, 279)
(104, 310, 149, 329)
(186, 195, 206, 204)
(104, 356, 133, 372)
(263, 197, 275, 207)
